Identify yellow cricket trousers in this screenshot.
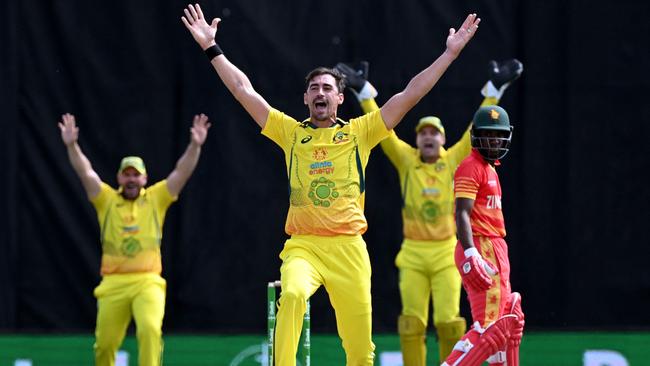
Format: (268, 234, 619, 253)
(275, 234, 374, 366)
(395, 236, 461, 327)
(93, 272, 166, 366)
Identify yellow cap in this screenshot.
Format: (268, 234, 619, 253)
(415, 116, 445, 135)
(118, 156, 146, 175)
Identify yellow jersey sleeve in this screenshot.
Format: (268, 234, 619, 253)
(352, 109, 390, 152)
(380, 130, 417, 174)
(152, 180, 177, 223)
(91, 182, 115, 222)
(360, 98, 380, 114)
(261, 108, 299, 153)
(445, 125, 472, 171)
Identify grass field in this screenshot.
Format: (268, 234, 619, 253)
(1, 332, 648, 365)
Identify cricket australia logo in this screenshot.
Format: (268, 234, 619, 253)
(309, 177, 339, 207)
(121, 237, 142, 258)
(332, 131, 349, 144)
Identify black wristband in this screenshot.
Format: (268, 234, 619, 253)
(204, 44, 223, 61)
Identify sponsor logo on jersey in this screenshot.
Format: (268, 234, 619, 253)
(309, 161, 335, 175)
(301, 135, 313, 144)
(312, 147, 328, 161)
(488, 179, 497, 186)
(121, 237, 142, 257)
(434, 161, 446, 172)
(332, 131, 349, 144)
(122, 225, 140, 235)
(308, 177, 339, 207)
(420, 200, 441, 222)
(421, 187, 440, 198)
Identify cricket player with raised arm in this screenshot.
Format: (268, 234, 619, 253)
(181, 4, 479, 365)
(59, 112, 210, 366)
(334, 59, 523, 365)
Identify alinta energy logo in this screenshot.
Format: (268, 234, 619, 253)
(421, 187, 440, 198)
(308, 177, 339, 207)
(122, 224, 140, 235)
(309, 161, 334, 175)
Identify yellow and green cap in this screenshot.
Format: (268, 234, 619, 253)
(415, 116, 445, 135)
(118, 156, 147, 175)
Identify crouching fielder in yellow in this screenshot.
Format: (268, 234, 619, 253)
(59, 113, 210, 366)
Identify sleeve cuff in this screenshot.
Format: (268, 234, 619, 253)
(355, 82, 378, 102)
(481, 80, 506, 100)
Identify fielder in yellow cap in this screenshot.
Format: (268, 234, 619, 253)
(336, 58, 522, 365)
(118, 156, 147, 175)
(59, 112, 211, 366)
(415, 116, 445, 135)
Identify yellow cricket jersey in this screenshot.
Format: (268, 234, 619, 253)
(91, 180, 177, 275)
(262, 108, 390, 236)
(380, 129, 471, 241)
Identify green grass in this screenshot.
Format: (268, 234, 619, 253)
(1, 332, 648, 365)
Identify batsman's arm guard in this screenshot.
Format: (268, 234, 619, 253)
(481, 59, 523, 100)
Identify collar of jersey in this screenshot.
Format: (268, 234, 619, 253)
(301, 118, 349, 129)
(471, 148, 501, 166)
(416, 146, 447, 166)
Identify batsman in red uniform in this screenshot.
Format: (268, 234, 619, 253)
(442, 105, 525, 366)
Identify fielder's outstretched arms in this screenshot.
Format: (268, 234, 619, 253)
(181, 3, 480, 130)
(59, 112, 210, 366)
(182, 4, 479, 366)
(59, 113, 211, 199)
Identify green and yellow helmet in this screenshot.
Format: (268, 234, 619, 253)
(470, 106, 513, 161)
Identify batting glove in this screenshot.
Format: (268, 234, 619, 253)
(481, 59, 523, 100)
(334, 61, 377, 102)
(460, 247, 498, 292)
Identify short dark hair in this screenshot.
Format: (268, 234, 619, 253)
(304, 67, 346, 92)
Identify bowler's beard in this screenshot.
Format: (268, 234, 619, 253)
(121, 183, 141, 200)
